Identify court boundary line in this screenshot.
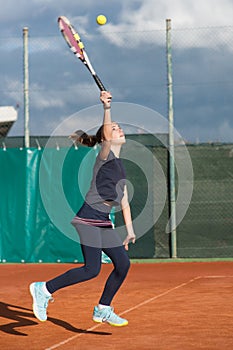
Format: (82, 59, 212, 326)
(45, 275, 233, 350)
(201, 275, 233, 278)
(44, 276, 202, 350)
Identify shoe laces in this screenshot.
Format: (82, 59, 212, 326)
(39, 292, 54, 309)
(46, 296, 54, 307)
(101, 307, 120, 322)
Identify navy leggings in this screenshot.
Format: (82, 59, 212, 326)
(46, 223, 130, 305)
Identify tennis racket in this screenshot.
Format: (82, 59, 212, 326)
(58, 16, 106, 91)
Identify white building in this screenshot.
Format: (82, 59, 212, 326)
(0, 106, 18, 137)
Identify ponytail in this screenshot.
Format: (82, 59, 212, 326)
(69, 126, 103, 147)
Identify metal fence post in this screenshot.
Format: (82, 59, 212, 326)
(166, 19, 177, 258)
(23, 27, 30, 148)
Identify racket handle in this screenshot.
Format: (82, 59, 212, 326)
(93, 74, 106, 91)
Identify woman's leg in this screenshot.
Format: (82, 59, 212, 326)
(98, 229, 130, 305)
(30, 224, 103, 322)
(46, 224, 102, 294)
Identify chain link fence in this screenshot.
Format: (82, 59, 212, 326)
(154, 143, 233, 258)
(1, 24, 232, 140)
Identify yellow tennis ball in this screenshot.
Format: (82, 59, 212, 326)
(96, 15, 107, 25)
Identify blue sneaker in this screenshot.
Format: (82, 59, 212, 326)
(29, 282, 53, 322)
(93, 306, 128, 327)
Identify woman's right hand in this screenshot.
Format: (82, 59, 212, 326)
(100, 91, 112, 109)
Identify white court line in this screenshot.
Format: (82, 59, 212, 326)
(119, 276, 202, 317)
(201, 275, 233, 278)
(45, 323, 103, 350)
(44, 276, 202, 350)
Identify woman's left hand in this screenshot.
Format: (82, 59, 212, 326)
(123, 233, 136, 251)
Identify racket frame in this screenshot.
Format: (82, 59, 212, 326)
(58, 16, 106, 91)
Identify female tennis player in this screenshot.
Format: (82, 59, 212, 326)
(29, 91, 136, 326)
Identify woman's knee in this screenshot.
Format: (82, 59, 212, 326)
(123, 257, 130, 274)
(84, 265, 100, 279)
(116, 256, 130, 277)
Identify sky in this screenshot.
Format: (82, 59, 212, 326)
(0, 0, 233, 143)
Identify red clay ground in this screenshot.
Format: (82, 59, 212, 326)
(1, 261, 233, 350)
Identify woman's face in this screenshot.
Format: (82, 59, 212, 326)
(111, 122, 126, 144)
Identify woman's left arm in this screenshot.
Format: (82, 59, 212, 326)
(121, 186, 136, 251)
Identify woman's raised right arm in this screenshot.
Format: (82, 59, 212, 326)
(99, 91, 113, 160)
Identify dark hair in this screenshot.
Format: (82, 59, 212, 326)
(69, 126, 103, 147)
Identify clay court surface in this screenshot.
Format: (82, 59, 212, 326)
(1, 261, 233, 350)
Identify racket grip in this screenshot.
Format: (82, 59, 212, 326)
(93, 74, 106, 91)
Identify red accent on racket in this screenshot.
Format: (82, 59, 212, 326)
(58, 16, 106, 91)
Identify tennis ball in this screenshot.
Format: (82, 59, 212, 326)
(96, 15, 107, 25)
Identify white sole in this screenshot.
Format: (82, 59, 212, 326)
(93, 316, 128, 327)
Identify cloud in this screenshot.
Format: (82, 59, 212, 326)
(218, 120, 233, 141)
(2, 1, 233, 50)
(29, 81, 99, 110)
(2, 78, 22, 103)
(100, 0, 233, 49)
(119, 0, 233, 28)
